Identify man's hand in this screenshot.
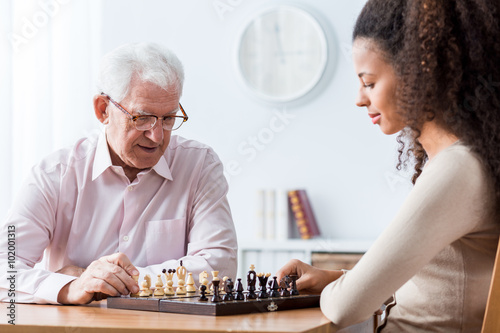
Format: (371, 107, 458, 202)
(276, 259, 344, 294)
(57, 253, 140, 305)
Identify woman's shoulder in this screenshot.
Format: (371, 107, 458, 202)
(428, 141, 483, 171)
(421, 141, 489, 190)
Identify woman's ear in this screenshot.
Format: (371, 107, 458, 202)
(94, 94, 110, 124)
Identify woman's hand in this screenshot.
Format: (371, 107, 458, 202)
(276, 259, 344, 294)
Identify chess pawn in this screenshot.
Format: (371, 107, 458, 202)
(153, 274, 165, 297)
(176, 264, 187, 295)
(186, 272, 197, 293)
(139, 274, 152, 297)
(130, 274, 140, 297)
(199, 285, 208, 301)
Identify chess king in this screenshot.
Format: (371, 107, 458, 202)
(0, 42, 238, 305)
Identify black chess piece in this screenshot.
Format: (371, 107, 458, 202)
(290, 275, 299, 296)
(211, 280, 222, 302)
(223, 278, 234, 301)
(235, 278, 245, 300)
(257, 274, 269, 299)
(199, 285, 208, 301)
(280, 276, 290, 297)
(246, 267, 257, 299)
(269, 276, 280, 298)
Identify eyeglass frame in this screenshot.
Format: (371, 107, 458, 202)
(100, 92, 188, 131)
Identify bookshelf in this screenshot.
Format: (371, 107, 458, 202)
(237, 238, 373, 277)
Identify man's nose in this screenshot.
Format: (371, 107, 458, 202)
(145, 120, 164, 142)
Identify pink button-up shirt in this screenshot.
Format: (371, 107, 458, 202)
(0, 130, 237, 304)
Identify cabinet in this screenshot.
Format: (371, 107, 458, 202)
(237, 239, 372, 277)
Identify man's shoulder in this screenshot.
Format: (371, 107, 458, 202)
(166, 136, 221, 165)
(167, 135, 213, 151)
(38, 131, 100, 172)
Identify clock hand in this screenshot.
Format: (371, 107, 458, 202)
(274, 23, 286, 64)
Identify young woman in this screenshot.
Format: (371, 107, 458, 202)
(277, 0, 500, 331)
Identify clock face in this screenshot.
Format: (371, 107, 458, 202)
(238, 6, 328, 103)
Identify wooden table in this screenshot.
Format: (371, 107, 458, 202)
(1, 300, 374, 333)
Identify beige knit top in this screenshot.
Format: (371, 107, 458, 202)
(320, 142, 500, 332)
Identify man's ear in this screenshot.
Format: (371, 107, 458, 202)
(94, 94, 110, 124)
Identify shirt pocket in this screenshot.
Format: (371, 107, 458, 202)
(145, 218, 186, 264)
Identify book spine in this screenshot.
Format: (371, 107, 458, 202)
(288, 190, 320, 239)
(256, 189, 266, 239)
(275, 189, 290, 240)
(265, 189, 276, 240)
(296, 190, 320, 237)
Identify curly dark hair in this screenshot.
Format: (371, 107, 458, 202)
(353, 0, 500, 202)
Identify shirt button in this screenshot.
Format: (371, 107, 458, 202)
(123, 235, 129, 242)
(128, 186, 134, 192)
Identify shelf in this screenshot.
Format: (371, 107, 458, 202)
(238, 238, 373, 253)
(237, 238, 374, 277)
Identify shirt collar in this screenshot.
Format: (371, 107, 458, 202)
(92, 130, 173, 181)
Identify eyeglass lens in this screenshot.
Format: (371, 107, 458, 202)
(134, 115, 184, 131)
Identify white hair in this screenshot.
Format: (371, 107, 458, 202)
(96, 42, 184, 102)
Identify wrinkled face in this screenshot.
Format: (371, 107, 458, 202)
(352, 38, 405, 135)
(104, 79, 180, 175)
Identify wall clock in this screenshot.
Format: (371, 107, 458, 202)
(237, 5, 328, 103)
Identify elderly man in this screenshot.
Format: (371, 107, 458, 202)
(0, 43, 237, 305)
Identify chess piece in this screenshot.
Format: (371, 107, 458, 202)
(268, 276, 280, 298)
(235, 278, 245, 300)
(223, 278, 235, 301)
(220, 276, 229, 294)
(186, 272, 197, 293)
(163, 269, 176, 296)
(199, 285, 208, 301)
(130, 274, 140, 297)
(280, 276, 290, 297)
(290, 275, 300, 296)
(210, 271, 220, 294)
(176, 263, 187, 295)
(139, 274, 152, 297)
(246, 265, 257, 299)
(211, 279, 222, 303)
(257, 273, 270, 299)
(153, 274, 165, 297)
(199, 270, 211, 295)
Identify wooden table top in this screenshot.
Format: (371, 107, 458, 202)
(1, 300, 341, 333)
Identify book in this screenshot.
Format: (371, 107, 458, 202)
(255, 189, 266, 239)
(274, 189, 290, 240)
(265, 189, 276, 240)
(288, 189, 321, 239)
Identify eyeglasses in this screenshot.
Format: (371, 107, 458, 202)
(101, 93, 188, 131)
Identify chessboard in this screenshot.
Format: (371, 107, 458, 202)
(107, 293, 320, 316)
(107, 263, 320, 316)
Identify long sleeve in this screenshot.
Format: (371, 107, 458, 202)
(0, 159, 77, 304)
(320, 144, 499, 329)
